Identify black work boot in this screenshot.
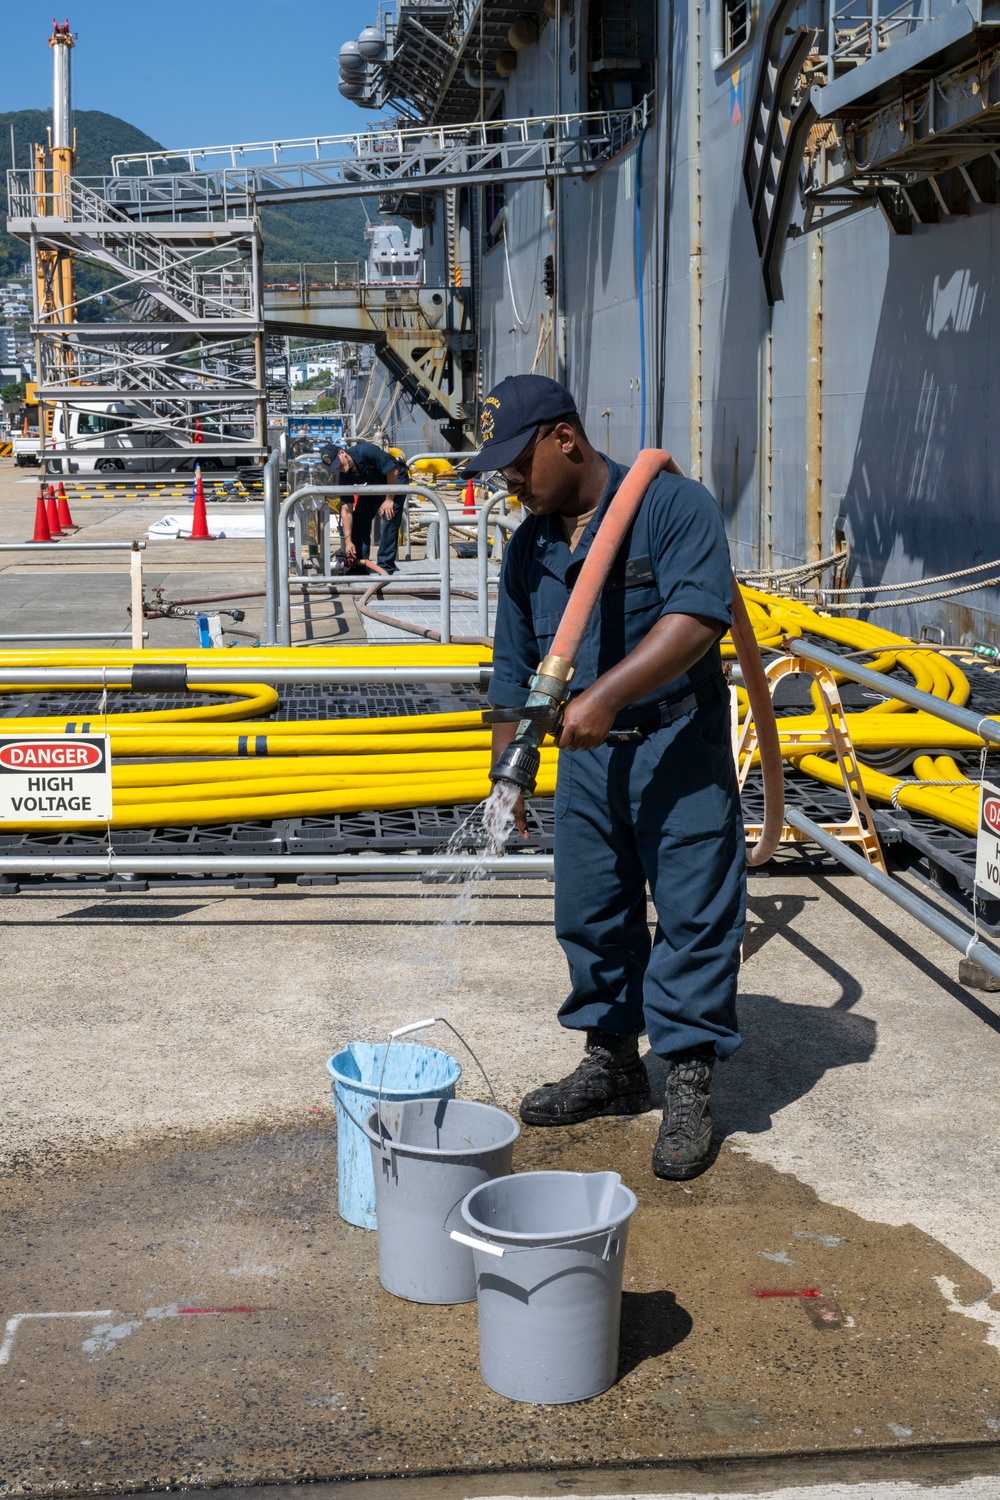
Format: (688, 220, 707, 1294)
(520, 1028, 652, 1127)
(652, 1044, 716, 1181)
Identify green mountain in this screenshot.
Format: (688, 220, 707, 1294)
(260, 200, 372, 267)
(0, 107, 370, 282)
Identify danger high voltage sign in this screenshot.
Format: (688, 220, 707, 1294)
(0, 735, 112, 821)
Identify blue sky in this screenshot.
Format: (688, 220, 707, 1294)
(4, 2, 386, 148)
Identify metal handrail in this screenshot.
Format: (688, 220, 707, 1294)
(0, 541, 145, 650)
(0, 541, 145, 551)
(276, 484, 453, 646)
(786, 809, 1000, 983)
(0, 666, 492, 686)
(786, 638, 1000, 747)
(0, 852, 551, 878)
(477, 495, 519, 639)
(12, 103, 654, 226)
(110, 103, 652, 174)
(262, 450, 281, 647)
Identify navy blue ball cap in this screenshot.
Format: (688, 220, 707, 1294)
(462, 375, 578, 473)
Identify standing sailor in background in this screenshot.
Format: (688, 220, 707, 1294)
(465, 375, 745, 1181)
(324, 440, 409, 573)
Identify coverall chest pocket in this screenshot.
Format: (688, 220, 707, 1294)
(597, 583, 662, 619)
(530, 609, 563, 658)
(594, 583, 662, 674)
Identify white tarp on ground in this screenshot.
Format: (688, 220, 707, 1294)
(147, 513, 266, 540)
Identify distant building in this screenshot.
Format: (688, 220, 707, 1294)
(290, 358, 344, 388)
(0, 328, 21, 369)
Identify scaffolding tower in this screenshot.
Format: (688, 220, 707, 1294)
(6, 173, 266, 472)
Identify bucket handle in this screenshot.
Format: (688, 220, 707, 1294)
(449, 1229, 506, 1259)
(330, 1082, 369, 1138)
(374, 1014, 499, 1161)
(449, 1227, 621, 1262)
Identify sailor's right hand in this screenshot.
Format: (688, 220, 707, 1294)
(344, 541, 357, 564)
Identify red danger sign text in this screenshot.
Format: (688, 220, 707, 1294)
(0, 741, 103, 771)
(984, 797, 1000, 835)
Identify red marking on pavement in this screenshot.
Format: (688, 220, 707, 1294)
(753, 1288, 821, 1298)
(177, 1306, 276, 1315)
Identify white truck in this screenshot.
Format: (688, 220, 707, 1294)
(44, 402, 247, 475)
(12, 428, 41, 466)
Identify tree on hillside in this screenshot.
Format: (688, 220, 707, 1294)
(0, 109, 371, 282)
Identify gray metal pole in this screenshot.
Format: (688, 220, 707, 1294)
(786, 638, 1000, 748)
(0, 541, 145, 552)
(0, 632, 149, 642)
(785, 807, 1000, 984)
(0, 852, 553, 878)
(51, 33, 72, 150)
(277, 484, 453, 647)
(262, 449, 280, 646)
(0, 666, 492, 686)
(476, 495, 518, 639)
(477, 496, 500, 640)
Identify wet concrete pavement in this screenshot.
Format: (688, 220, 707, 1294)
(2, 871, 1000, 1495)
(2, 1115, 999, 1494)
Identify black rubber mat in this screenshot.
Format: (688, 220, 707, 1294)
(0, 823, 281, 855)
(285, 799, 555, 855)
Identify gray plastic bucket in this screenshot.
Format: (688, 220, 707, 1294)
(363, 1098, 520, 1304)
(456, 1169, 638, 1404)
(325, 1041, 461, 1229)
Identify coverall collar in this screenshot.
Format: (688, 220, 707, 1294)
(533, 455, 623, 584)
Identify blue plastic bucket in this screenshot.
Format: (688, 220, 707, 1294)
(326, 1041, 461, 1228)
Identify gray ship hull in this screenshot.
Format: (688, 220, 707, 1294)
(351, 0, 1000, 643)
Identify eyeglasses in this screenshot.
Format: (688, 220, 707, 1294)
(499, 426, 546, 487)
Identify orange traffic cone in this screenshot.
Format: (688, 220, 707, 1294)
(28, 485, 53, 543)
(187, 464, 213, 541)
(193, 417, 204, 444)
(56, 481, 77, 531)
(463, 477, 476, 515)
(46, 484, 64, 538)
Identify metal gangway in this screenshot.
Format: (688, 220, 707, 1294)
(7, 101, 649, 444)
(103, 104, 650, 217)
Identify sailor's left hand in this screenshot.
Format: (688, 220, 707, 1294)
(379, 498, 396, 519)
(555, 689, 617, 750)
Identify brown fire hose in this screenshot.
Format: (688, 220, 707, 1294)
(493, 448, 784, 865)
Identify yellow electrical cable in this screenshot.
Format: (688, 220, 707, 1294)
(1, 682, 279, 727)
(92, 709, 485, 737)
(0, 765, 559, 832)
(92, 731, 496, 758)
(0, 590, 990, 838)
(112, 767, 499, 806)
(111, 749, 511, 787)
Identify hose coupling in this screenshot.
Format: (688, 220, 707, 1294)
(488, 739, 541, 796)
(536, 654, 575, 685)
(531, 654, 575, 703)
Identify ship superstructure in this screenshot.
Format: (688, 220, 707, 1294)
(332, 0, 1000, 641)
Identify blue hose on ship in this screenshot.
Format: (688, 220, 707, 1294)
(636, 122, 649, 449)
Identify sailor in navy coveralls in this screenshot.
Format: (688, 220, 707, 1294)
(465, 375, 745, 1180)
